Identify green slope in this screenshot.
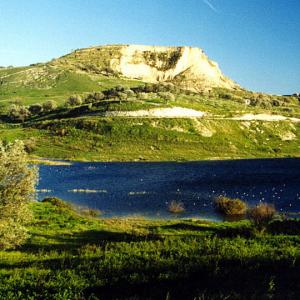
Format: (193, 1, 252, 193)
(1, 199, 300, 299)
(0, 50, 299, 161)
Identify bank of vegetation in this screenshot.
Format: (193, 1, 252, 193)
(1, 141, 300, 299)
(0, 196, 300, 299)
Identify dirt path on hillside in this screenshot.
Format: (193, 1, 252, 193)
(100, 107, 300, 122)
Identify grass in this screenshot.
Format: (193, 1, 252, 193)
(1, 61, 300, 162)
(1, 200, 300, 299)
(0, 116, 299, 162)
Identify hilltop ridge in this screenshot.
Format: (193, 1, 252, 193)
(50, 44, 239, 91)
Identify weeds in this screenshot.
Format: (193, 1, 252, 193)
(168, 200, 185, 213)
(248, 203, 276, 231)
(214, 196, 247, 216)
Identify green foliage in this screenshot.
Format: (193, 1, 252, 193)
(84, 91, 105, 103)
(66, 95, 82, 106)
(42, 100, 57, 112)
(0, 200, 300, 299)
(28, 103, 43, 115)
(0, 140, 38, 249)
(8, 104, 31, 122)
(214, 196, 247, 216)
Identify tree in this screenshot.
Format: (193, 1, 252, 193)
(29, 103, 43, 115)
(0, 140, 38, 249)
(8, 104, 31, 122)
(42, 100, 57, 112)
(66, 95, 82, 106)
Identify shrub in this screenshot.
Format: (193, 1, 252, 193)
(28, 103, 43, 114)
(248, 203, 276, 230)
(23, 138, 37, 153)
(214, 196, 247, 216)
(0, 140, 38, 249)
(115, 85, 126, 92)
(117, 92, 128, 100)
(137, 92, 150, 100)
(168, 200, 185, 213)
(272, 99, 281, 107)
(66, 95, 82, 107)
(43, 100, 57, 112)
(124, 89, 135, 97)
(84, 92, 105, 103)
(42, 197, 73, 210)
(8, 104, 31, 122)
(157, 92, 175, 102)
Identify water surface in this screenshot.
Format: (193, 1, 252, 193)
(38, 158, 300, 220)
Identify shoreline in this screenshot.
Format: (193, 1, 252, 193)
(31, 155, 300, 165)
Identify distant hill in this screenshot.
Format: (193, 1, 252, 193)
(50, 44, 238, 92)
(0, 44, 299, 162)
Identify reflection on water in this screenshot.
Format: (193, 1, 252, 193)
(37, 158, 300, 220)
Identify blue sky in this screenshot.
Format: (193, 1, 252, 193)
(0, 0, 299, 94)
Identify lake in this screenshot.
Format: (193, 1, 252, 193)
(37, 158, 300, 220)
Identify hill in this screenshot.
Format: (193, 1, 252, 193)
(50, 44, 238, 91)
(0, 44, 299, 161)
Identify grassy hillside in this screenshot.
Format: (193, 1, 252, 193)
(1, 116, 299, 161)
(0, 66, 142, 106)
(1, 199, 300, 299)
(1, 53, 300, 161)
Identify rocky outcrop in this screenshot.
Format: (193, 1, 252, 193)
(51, 44, 239, 91)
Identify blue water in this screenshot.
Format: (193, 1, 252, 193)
(37, 158, 300, 220)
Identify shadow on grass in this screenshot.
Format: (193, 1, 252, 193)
(22, 228, 161, 253)
(157, 222, 253, 238)
(268, 219, 300, 235)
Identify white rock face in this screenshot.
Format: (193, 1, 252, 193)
(116, 45, 236, 90)
(103, 107, 206, 118)
(54, 44, 238, 91)
(232, 114, 300, 122)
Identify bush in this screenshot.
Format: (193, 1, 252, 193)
(84, 92, 105, 103)
(29, 103, 43, 114)
(43, 100, 57, 112)
(124, 89, 135, 97)
(115, 85, 126, 92)
(104, 87, 118, 98)
(8, 104, 31, 122)
(214, 196, 247, 216)
(137, 92, 150, 100)
(23, 138, 37, 153)
(167, 200, 185, 213)
(117, 92, 128, 100)
(159, 92, 175, 102)
(0, 140, 38, 249)
(66, 95, 82, 107)
(42, 197, 73, 210)
(248, 203, 276, 230)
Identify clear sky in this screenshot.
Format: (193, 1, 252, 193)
(0, 0, 299, 94)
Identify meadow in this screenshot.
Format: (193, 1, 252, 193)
(1, 198, 300, 299)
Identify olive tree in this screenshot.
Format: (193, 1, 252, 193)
(42, 100, 57, 112)
(29, 103, 43, 115)
(8, 104, 31, 122)
(66, 95, 82, 106)
(0, 140, 38, 249)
